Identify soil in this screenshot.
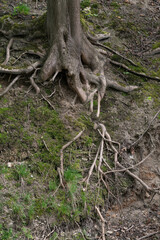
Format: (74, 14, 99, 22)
(0, 0, 160, 239)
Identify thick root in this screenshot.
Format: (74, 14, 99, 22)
(39, 34, 138, 116)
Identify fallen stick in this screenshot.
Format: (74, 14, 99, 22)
(137, 231, 160, 240)
(117, 161, 152, 191)
(60, 130, 84, 176)
(85, 145, 100, 185)
(105, 149, 155, 174)
(131, 109, 160, 147)
(91, 41, 138, 67)
(41, 94, 55, 110)
(95, 206, 106, 240)
(110, 59, 160, 81)
(43, 228, 56, 240)
(0, 75, 21, 97)
(12, 50, 44, 65)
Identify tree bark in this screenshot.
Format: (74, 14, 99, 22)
(41, 0, 138, 110)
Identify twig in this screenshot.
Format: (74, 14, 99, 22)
(60, 130, 84, 176)
(110, 59, 160, 81)
(91, 40, 138, 66)
(2, 38, 14, 65)
(117, 161, 152, 191)
(131, 109, 160, 147)
(85, 145, 100, 185)
(0, 75, 21, 97)
(41, 94, 55, 109)
(95, 206, 106, 240)
(105, 149, 155, 174)
(41, 137, 50, 153)
(137, 231, 160, 240)
(75, 221, 87, 240)
(43, 228, 56, 240)
(12, 50, 44, 65)
(96, 123, 154, 191)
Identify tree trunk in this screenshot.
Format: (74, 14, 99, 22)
(41, 0, 137, 113)
(41, 0, 103, 102)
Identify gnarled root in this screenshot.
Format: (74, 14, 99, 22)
(41, 34, 138, 116)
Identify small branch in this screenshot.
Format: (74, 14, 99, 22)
(85, 145, 100, 185)
(41, 94, 55, 110)
(75, 221, 87, 240)
(137, 231, 160, 240)
(96, 123, 154, 192)
(105, 150, 155, 174)
(95, 206, 106, 240)
(2, 38, 14, 65)
(110, 59, 160, 81)
(41, 136, 50, 153)
(131, 109, 160, 147)
(12, 50, 44, 65)
(43, 228, 56, 240)
(60, 130, 84, 176)
(117, 161, 152, 191)
(143, 47, 160, 56)
(0, 75, 21, 97)
(91, 40, 137, 66)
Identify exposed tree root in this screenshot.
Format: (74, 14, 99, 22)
(12, 50, 44, 65)
(60, 130, 84, 176)
(131, 109, 160, 148)
(41, 94, 55, 110)
(2, 38, 14, 65)
(143, 47, 160, 56)
(95, 206, 106, 240)
(137, 231, 160, 240)
(0, 75, 21, 97)
(90, 39, 138, 67)
(40, 34, 138, 117)
(30, 69, 41, 94)
(84, 122, 158, 201)
(0, 60, 42, 74)
(105, 150, 155, 174)
(110, 59, 160, 81)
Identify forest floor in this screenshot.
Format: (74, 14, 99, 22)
(0, 0, 160, 239)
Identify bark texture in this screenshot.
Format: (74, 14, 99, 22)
(41, 0, 137, 111)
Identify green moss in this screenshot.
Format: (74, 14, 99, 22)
(110, 1, 120, 9)
(31, 13, 46, 32)
(152, 41, 160, 49)
(80, 14, 90, 31)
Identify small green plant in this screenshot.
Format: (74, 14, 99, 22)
(13, 4, 30, 16)
(82, 7, 98, 18)
(0, 224, 13, 240)
(80, 0, 91, 9)
(146, 96, 152, 101)
(12, 164, 31, 181)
